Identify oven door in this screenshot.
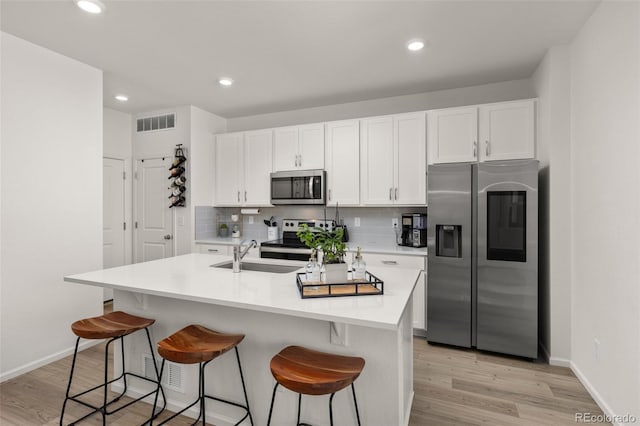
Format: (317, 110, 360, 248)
(270, 170, 326, 205)
(260, 246, 311, 261)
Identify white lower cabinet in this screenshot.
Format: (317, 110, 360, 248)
(360, 252, 427, 333)
(197, 244, 229, 255)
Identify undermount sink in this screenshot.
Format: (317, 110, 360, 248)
(211, 261, 301, 274)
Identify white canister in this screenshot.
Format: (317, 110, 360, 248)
(267, 226, 279, 241)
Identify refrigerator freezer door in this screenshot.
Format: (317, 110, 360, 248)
(427, 164, 472, 347)
(477, 160, 538, 358)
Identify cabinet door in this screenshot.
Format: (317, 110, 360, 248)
(298, 123, 325, 170)
(243, 129, 273, 206)
(215, 133, 243, 206)
(479, 100, 535, 161)
(273, 126, 299, 171)
(325, 120, 360, 206)
(394, 113, 426, 205)
(427, 107, 478, 164)
(361, 116, 394, 205)
(197, 244, 229, 255)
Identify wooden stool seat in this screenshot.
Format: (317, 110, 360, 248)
(270, 345, 365, 396)
(157, 324, 245, 365)
(71, 310, 155, 340)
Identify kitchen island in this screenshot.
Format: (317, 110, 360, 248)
(64, 253, 421, 426)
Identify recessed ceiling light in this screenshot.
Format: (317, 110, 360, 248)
(115, 94, 128, 102)
(218, 78, 234, 87)
(76, 0, 105, 14)
(407, 39, 425, 52)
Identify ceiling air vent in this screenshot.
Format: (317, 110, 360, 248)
(136, 113, 176, 133)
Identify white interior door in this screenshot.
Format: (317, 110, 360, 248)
(103, 158, 126, 301)
(135, 157, 174, 263)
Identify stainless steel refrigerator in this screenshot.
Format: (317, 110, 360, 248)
(427, 160, 538, 358)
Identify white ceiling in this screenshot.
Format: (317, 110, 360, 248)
(1, 1, 598, 118)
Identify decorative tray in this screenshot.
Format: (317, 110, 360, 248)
(296, 271, 384, 299)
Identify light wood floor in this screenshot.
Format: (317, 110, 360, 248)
(1, 303, 606, 425)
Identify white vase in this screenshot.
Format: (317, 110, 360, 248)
(323, 262, 348, 284)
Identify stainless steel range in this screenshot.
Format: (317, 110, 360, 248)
(259, 219, 335, 261)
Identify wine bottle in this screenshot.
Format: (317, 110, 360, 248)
(169, 195, 185, 208)
(168, 186, 186, 197)
(169, 156, 186, 170)
(168, 166, 185, 178)
(170, 175, 187, 187)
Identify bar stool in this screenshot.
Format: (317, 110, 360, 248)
(267, 346, 365, 426)
(150, 324, 253, 425)
(60, 311, 166, 425)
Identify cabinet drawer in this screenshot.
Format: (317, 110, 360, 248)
(198, 244, 229, 255)
(361, 253, 425, 270)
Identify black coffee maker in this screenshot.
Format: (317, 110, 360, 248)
(400, 213, 427, 247)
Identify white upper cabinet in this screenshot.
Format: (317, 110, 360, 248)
(325, 120, 360, 206)
(361, 116, 394, 205)
(479, 100, 535, 161)
(361, 113, 426, 206)
(215, 133, 243, 206)
(215, 130, 273, 207)
(298, 124, 325, 170)
(273, 123, 324, 171)
(427, 107, 478, 164)
(243, 129, 273, 206)
(428, 99, 535, 164)
(395, 113, 427, 205)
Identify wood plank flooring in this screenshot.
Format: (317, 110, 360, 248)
(1, 303, 606, 425)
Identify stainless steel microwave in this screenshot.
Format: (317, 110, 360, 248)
(270, 169, 326, 205)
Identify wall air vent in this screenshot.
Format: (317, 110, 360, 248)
(136, 113, 176, 133)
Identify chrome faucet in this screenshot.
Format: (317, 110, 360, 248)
(232, 240, 257, 273)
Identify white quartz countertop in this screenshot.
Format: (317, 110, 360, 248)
(65, 254, 421, 330)
(195, 238, 428, 257)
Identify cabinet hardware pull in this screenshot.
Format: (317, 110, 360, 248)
(382, 260, 398, 265)
(395, 188, 398, 200)
(485, 140, 490, 156)
(294, 155, 298, 167)
(473, 141, 477, 158)
(299, 155, 302, 167)
(208, 249, 219, 252)
(389, 188, 393, 200)
(328, 189, 331, 201)
(237, 191, 240, 202)
(244, 191, 247, 202)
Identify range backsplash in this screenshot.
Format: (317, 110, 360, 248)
(195, 205, 427, 247)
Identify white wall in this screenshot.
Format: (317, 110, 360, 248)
(104, 108, 133, 265)
(532, 45, 572, 364)
(569, 1, 640, 422)
(133, 106, 226, 256)
(0, 33, 103, 380)
(227, 78, 534, 131)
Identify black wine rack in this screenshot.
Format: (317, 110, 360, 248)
(168, 144, 187, 208)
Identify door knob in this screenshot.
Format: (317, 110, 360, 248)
(163, 234, 172, 240)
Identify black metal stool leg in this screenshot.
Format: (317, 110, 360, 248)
(60, 337, 81, 426)
(351, 383, 361, 426)
(144, 328, 166, 423)
(200, 362, 206, 426)
(234, 347, 253, 426)
(149, 359, 166, 426)
(297, 393, 302, 425)
(328, 393, 335, 426)
(266, 382, 279, 426)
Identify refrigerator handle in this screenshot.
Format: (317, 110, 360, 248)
(485, 140, 490, 157)
(473, 141, 477, 158)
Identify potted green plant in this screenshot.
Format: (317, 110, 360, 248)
(297, 224, 347, 283)
(219, 223, 229, 237)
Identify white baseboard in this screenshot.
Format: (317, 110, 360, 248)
(549, 356, 571, 367)
(570, 361, 622, 426)
(0, 340, 101, 383)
